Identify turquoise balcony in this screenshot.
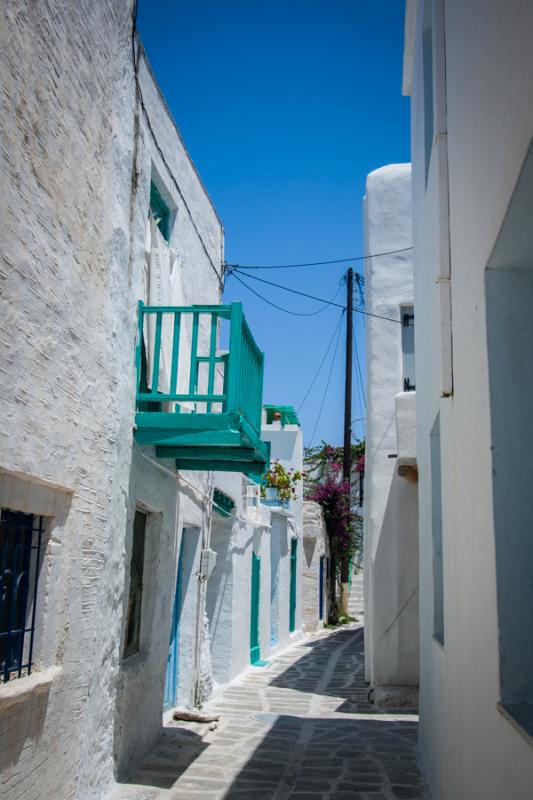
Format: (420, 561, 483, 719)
(134, 301, 268, 474)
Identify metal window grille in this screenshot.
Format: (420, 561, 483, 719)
(0, 509, 44, 683)
(401, 307, 416, 392)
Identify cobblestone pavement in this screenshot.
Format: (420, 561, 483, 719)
(111, 578, 430, 800)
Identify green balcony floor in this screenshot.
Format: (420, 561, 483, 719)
(135, 411, 269, 474)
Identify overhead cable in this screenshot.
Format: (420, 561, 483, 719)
(309, 315, 344, 447)
(229, 269, 402, 323)
(231, 272, 342, 317)
(297, 310, 346, 413)
(225, 246, 413, 270)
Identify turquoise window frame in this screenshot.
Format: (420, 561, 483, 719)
(150, 181, 171, 242)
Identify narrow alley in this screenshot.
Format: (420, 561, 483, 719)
(111, 576, 429, 800)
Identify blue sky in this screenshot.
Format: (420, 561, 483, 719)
(138, 0, 410, 447)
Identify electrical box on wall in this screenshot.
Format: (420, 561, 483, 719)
(200, 548, 217, 580)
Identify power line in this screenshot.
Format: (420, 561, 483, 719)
(309, 315, 344, 447)
(229, 268, 402, 323)
(230, 270, 345, 310)
(297, 310, 345, 413)
(353, 326, 366, 409)
(131, 13, 224, 291)
(231, 272, 342, 317)
(225, 246, 413, 270)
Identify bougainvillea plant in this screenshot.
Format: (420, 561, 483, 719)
(261, 461, 303, 501)
(304, 440, 365, 562)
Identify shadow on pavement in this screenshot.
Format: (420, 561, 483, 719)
(221, 713, 428, 800)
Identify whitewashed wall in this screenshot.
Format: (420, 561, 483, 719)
(262, 421, 304, 649)
(407, 0, 533, 797)
(363, 164, 419, 701)
(302, 501, 328, 632)
(0, 4, 223, 797)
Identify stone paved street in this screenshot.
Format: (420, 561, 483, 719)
(111, 576, 430, 800)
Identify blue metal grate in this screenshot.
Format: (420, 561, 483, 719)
(0, 509, 44, 682)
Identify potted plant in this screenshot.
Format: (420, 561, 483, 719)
(260, 461, 302, 507)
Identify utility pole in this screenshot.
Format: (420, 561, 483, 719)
(339, 266, 353, 616)
(343, 267, 353, 482)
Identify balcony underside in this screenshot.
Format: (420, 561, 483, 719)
(135, 411, 269, 474)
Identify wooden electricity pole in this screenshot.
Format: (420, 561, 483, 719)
(343, 267, 353, 482)
(339, 267, 353, 614)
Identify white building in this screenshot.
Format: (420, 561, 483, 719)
(363, 164, 419, 707)
(0, 7, 308, 800)
(402, 1, 533, 797)
(302, 501, 329, 632)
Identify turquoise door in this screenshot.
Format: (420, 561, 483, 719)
(289, 538, 297, 633)
(163, 536, 185, 710)
(250, 552, 261, 664)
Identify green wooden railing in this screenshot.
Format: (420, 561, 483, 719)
(136, 301, 264, 436)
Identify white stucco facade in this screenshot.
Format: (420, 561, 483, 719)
(405, 1, 533, 797)
(363, 164, 419, 705)
(302, 502, 329, 632)
(0, 5, 226, 797)
(261, 418, 304, 654)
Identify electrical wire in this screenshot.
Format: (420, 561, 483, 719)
(353, 327, 366, 410)
(297, 310, 345, 413)
(225, 246, 413, 270)
(229, 268, 402, 323)
(231, 271, 343, 317)
(131, 11, 224, 291)
(309, 314, 344, 447)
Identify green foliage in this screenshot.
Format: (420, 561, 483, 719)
(261, 460, 302, 501)
(304, 440, 365, 563)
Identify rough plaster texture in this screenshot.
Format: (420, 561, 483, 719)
(0, 4, 223, 798)
(407, 1, 533, 797)
(302, 501, 328, 632)
(363, 164, 419, 697)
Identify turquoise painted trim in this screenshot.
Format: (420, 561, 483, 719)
(150, 181, 171, 242)
(169, 312, 181, 395)
(206, 313, 217, 413)
(250, 552, 261, 665)
(163, 533, 185, 709)
(135, 301, 144, 399)
(135, 302, 266, 473)
(289, 538, 297, 633)
(150, 312, 163, 392)
(189, 312, 199, 396)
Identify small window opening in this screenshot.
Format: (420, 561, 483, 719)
(150, 181, 171, 242)
(0, 509, 44, 682)
(124, 509, 147, 658)
(401, 306, 416, 392)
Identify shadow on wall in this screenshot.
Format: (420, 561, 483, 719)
(116, 726, 208, 790)
(302, 536, 317, 567)
(486, 137, 533, 711)
(371, 468, 419, 687)
(0, 690, 50, 773)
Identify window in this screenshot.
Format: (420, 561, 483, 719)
(0, 509, 44, 682)
(150, 181, 171, 242)
(422, 0, 434, 183)
(124, 509, 147, 658)
(401, 306, 416, 392)
(430, 414, 444, 645)
(485, 139, 533, 728)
